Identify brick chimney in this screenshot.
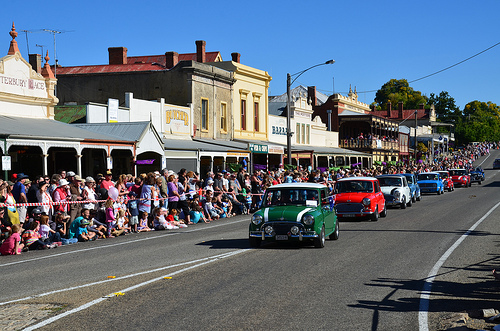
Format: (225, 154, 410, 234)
(196, 40, 206, 63)
(29, 54, 42, 74)
(419, 103, 424, 110)
(165, 51, 179, 68)
(231, 52, 240, 63)
(387, 101, 392, 117)
(108, 47, 127, 65)
(398, 101, 404, 119)
(307, 86, 317, 106)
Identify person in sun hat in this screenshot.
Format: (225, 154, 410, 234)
(53, 178, 71, 215)
(100, 171, 114, 191)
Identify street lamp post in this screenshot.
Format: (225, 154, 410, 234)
(286, 60, 335, 166)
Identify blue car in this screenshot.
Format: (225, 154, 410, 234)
(469, 167, 484, 184)
(402, 173, 421, 202)
(417, 172, 444, 195)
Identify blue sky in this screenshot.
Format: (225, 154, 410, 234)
(1, 0, 498, 109)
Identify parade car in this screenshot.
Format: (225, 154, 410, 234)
(448, 169, 471, 187)
(469, 167, 485, 184)
(494, 159, 500, 169)
(333, 177, 386, 221)
(436, 170, 455, 192)
(249, 183, 338, 248)
(376, 174, 412, 209)
(401, 173, 421, 202)
(417, 172, 445, 194)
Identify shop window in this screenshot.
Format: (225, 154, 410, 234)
(220, 103, 227, 132)
(241, 99, 246, 131)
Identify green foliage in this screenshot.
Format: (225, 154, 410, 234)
(417, 142, 428, 153)
(374, 79, 427, 110)
(427, 91, 461, 123)
(455, 100, 500, 143)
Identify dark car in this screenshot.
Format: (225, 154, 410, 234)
(469, 167, 485, 184)
(494, 159, 500, 169)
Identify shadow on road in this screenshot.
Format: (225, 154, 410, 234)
(196, 238, 249, 249)
(348, 253, 500, 330)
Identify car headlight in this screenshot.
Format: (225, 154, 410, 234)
(302, 214, 314, 226)
(252, 214, 263, 225)
(362, 198, 371, 206)
(290, 226, 299, 235)
(264, 225, 274, 235)
(393, 190, 401, 199)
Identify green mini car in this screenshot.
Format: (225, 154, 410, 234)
(249, 183, 338, 248)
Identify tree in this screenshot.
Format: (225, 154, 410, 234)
(374, 79, 427, 110)
(455, 100, 500, 143)
(427, 91, 461, 123)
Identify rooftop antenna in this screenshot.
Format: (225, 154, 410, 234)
(42, 29, 62, 78)
(35, 44, 46, 57)
(20, 30, 33, 54)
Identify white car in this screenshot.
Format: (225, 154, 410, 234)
(375, 174, 412, 209)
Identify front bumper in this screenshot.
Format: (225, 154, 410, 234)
(335, 203, 375, 218)
(383, 195, 403, 206)
(249, 222, 318, 241)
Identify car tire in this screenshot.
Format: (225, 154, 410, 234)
(249, 237, 261, 248)
(380, 205, 387, 217)
(407, 197, 412, 207)
(371, 207, 379, 222)
(401, 197, 407, 209)
(416, 194, 421, 201)
(412, 195, 416, 203)
(314, 225, 325, 248)
(329, 222, 339, 240)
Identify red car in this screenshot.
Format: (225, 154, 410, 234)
(436, 171, 455, 192)
(333, 177, 386, 221)
(448, 169, 471, 188)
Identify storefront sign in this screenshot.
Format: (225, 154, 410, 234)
(268, 145, 284, 154)
(271, 126, 287, 136)
(136, 159, 155, 165)
(249, 143, 268, 154)
(0, 75, 46, 91)
(164, 105, 191, 136)
(108, 98, 118, 123)
(2, 156, 11, 171)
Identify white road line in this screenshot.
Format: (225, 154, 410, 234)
(418, 200, 500, 331)
(0, 217, 249, 267)
(23, 249, 250, 331)
(0, 251, 242, 306)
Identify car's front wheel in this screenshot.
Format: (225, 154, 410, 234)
(329, 222, 339, 240)
(407, 196, 412, 207)
(371, 207, 379, 221)
(249, 237, 261, 248)
(314, 225, 325, 248)
(401, 197, 407, 209)
(380, 205, 387, 217)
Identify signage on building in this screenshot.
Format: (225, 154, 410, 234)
(294, 111, 310, 119)
(108, 98, 118, 123)
(268, 145, 284, 154)
(2, 156, 11, 171)
(271, 125, 287, 136)
(135, 159, 155, 165)
(164, 106, 191, 136)
(249, 143, 268, 154)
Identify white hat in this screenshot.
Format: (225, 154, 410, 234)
(207, 179, 214, 184)
(66, 171, 76, 177)
(85, 176, 95, 183)
(58, 179, 70, 187)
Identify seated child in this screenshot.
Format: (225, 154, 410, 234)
(0, 224, 24, 255)
(77, 219, 96, 242)
(212, 197, 227, 218)
(137, 211, 151, 232)
(166, 209, 187, 228)
(22, 221, 55, 250)
(152, 207, 176, 230)
(39, 215, 61, 245)
(115, 209, 131, 234)
(189, 195, 209, 223)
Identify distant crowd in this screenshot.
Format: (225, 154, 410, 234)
(0, 141, 496, 255)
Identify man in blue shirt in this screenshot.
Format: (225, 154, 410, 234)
(12, 173, 29, 224)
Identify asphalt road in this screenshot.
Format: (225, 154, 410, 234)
(2, 151, 500, 331)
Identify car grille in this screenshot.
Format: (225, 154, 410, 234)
(419, 183, 437, 188)
(266, 222, 299, 235)
(335, 203, 364, 213)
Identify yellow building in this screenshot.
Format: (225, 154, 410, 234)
(210, 53, 272, 142)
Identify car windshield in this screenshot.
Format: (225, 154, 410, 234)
(377, 177, 402, 187)
(335, 180, 373, 193)
(438, 172, 449, 179)
(449, 170, 466, 176)
(418, 174, 440, 181)
(262, 189, 319, 207)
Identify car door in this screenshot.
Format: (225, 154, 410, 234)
(321, 188, 335, 234)
(373, 180, 384, 212)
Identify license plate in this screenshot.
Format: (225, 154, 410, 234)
(343, 214, 355, 217)
(276, 235, 289, 240)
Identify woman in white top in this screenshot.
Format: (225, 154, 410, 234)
(81, 177, 97, 211)
(36, 181, 53, 219)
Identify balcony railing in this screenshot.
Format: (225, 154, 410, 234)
(340, 138, 399, 151)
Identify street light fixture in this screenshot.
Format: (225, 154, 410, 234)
(286, 60, 335, 166)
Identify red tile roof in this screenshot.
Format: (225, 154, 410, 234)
(371, 108, 428, 120)
(56, 51, 222, 75)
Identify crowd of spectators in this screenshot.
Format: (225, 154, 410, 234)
(0, 142, 496, 255)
